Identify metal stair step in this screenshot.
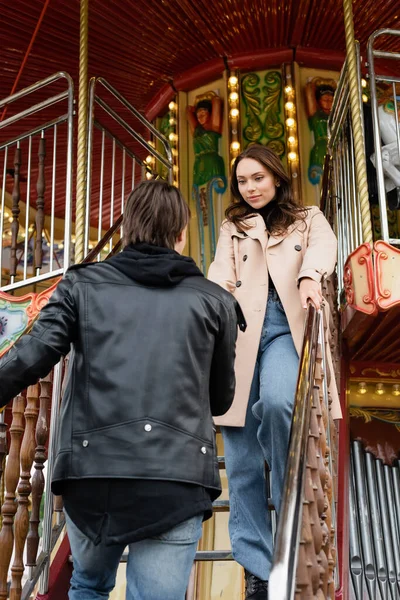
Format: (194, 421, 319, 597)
(195, 550, 233, 561)
(212, 499, 275, 512)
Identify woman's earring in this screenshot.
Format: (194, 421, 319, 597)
(275, 180, 281, 187)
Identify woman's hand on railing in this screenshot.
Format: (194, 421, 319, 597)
(299, 277, 323, 310)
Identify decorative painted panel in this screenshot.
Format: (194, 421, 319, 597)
(0, 279, 59, 359)
(240, 70, 285, 157)
(186, 84, 228, 273)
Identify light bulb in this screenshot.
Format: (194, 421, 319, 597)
(169, 101, 177, 111)
(362, 94, 368, 103)
(288, 136, 296, 144)
(286, 118, 295, 127)
(361, 79, 367, 88)
(285, 86, 293, 94)
(285, 101, 294, 111)
(288, 152, 297, 161)
(358, 382, 367, 394)
(229, 92, 239, 102)
(145, 171, 153, 180)
(229, 76, 238, 86)
(231, 141, 240, 152)
(230, 108, 239, 118)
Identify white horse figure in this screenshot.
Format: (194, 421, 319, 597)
(370, 100, 400, 191)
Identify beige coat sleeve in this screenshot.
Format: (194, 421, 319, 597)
(297, 208, 337, 284)
(208, 222, 237, 293)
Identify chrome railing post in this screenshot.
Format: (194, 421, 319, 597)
(38, 359, 64, 595)
(367, 28, 400, 245)
(269, 306, 320, 600)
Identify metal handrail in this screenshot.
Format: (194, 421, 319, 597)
(96, 77, 173, 169)
(367, 28, 400, 245)
(0, 72, 73, 113)
(85, 76, 174, 253)
(269, 304, 320, 600)
(0, 71, 74, 291)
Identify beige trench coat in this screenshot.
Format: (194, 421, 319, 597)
(208, 206, 342, 426)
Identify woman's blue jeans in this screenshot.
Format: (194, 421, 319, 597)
(65, 511, 203, 600)
(222, 289, 299, 580)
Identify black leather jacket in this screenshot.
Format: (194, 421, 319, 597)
(0, 252, 242, 496)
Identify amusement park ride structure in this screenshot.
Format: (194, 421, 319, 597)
(0, 0, 400, 599)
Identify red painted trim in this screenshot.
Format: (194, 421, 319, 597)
(295, 46, 345, 71)
(335, 357, 350, 600)
(227, 47, 293, 70)
(173, 58, 225, 91)
(144, 83, 176, 122)
(35, 534, 72, 600)
(349, 360, 400, 378)
(0, 0, 51, 122)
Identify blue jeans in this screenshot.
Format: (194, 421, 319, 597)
(222, 290, 299, 580)
(65, 511, 203, 600)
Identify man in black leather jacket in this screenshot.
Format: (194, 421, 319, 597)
(0, 180, 245, 600)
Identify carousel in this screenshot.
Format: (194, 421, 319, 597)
(0, 0, 400, 598)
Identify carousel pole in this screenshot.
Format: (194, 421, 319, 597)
(342, 0, 373, 245)
(75, 0, 89, 263)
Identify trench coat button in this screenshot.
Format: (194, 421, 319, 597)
(82, 440, 89, 447)
(243, 255, 248, 262)
(236, 280, 242, 287)
(144, 424, 152, 432)
(295, 244, 302, 251)
(201, 446, 207, 454)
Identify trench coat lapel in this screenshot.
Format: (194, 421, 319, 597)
(241, 214, 268, 249)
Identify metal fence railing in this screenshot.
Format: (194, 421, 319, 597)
(0, 73, 74, 292)
(368, 28, 400, 246)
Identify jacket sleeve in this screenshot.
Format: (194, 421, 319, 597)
(208, 221, 237, 293)
(297, 208, 337, 284)
(0, 272, 77, 409)
(209, 295, 239, 417)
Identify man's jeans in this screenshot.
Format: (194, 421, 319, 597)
(222, 290, 299, 581)
(65, 511, 203, 600)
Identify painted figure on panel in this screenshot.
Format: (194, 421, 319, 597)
(187, 93, 227, 273)
(305, 77, 337, 185)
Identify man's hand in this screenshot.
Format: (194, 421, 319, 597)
(299, 277, 323, 310)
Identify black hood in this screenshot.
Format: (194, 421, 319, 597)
(105, 242, 204, 286)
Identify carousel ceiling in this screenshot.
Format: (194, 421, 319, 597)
(1, 0, 400, 229)
(2, 0, 400, 116)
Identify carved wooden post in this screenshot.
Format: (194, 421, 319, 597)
(35, 136, 46, 272)
(0, 414, 7, 492)
(10, 145, 22, 279)
(10, 385, 39, 600)
(0, 393, 26, 600)
(27, 374, 51, 567)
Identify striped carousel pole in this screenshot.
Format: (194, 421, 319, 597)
(75, 0, 89, 263)
(342, 0, 373, 245)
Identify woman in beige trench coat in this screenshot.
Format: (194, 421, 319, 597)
(208, 144, 340, 600)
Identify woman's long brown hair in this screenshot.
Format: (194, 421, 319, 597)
(226, 144, 307, 234)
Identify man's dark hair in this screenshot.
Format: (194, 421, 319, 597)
(123, 180, 190, 250)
